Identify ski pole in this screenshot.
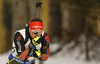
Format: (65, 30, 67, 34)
(6, 56, 18, 64)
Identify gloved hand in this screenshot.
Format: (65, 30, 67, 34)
(34, 50, 41, 58)
(28, 36, 42, 58)
(32, 36, 42, 58)
(29, 35, 42, 49)
(32, 35, 42, 50)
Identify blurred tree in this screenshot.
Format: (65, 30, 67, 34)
(49, 0, 62, 42)
(66, 0, 100, 60)
(0, 0, 12, 54)
(0, 0, 6, 54)
(97, 14, 100, 36)
(40, 0, 50, 34)
(61, 1, 83, 42)
(4, 0, 12, 52)
(12, 0, 29, 35)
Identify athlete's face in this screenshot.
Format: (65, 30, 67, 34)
(29, 28, 42, 38)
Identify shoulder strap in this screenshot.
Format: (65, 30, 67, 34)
(24, 25, 30, 43)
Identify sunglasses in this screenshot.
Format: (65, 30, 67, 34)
(30, 28, 44, 34)
(32, 30, 44, 34)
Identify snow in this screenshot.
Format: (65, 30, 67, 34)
(1, 34, 100, 64)
(50, 43, 60, 53)
(0, 51, 11, 64)
(1, 44, 100, 64)
(44, 42, 100, 64)
(44, 55, 100, 64)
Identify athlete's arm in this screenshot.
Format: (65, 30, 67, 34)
(14, 32, 31, 61)
(39, 33, 49, 61)
(14, 32, 25, 55)
(33, 33, 50, 61)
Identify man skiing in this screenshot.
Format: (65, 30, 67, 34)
(8, 18, 50, 64)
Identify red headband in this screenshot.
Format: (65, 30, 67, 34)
(30, 21, 43, 30)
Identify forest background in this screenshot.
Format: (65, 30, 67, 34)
(0, 0, 100, 64)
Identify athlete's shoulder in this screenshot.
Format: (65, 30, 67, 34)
(17, 29, 26, 33)
(42, 32, 50, 44)
(14, 28, 26, 40)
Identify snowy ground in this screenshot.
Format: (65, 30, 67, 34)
(1, 44, 100, 64)
(1, 34, 100, 64)
(44, 43, 100, 64)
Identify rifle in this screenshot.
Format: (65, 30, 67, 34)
(33, 2, 43, 18)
